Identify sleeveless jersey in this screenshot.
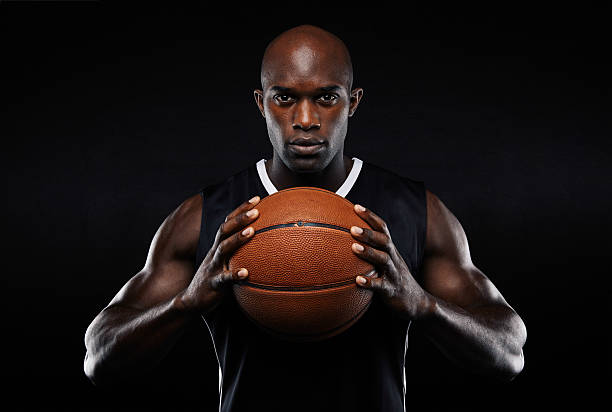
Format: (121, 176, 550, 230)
(194, 157, 427, 412)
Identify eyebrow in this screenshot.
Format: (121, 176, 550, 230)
(270, 86, 291, 93)
(269, 85, 342, 93)
(320, 85, 341, 93)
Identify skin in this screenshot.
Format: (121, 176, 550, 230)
(84, 24, 526, 386)
(254, 25, 363, 192)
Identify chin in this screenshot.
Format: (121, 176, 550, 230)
(288, 161, 324, 174)
(284, 155, 327, 174)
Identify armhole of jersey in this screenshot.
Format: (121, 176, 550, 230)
(195, 189, 206, 269)
(417, 181, 428, 276)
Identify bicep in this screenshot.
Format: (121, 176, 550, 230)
(421, 190, 509, 311)
(106, 194, 202, 311)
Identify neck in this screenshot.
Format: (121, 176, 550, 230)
(265, 152, 353, 193)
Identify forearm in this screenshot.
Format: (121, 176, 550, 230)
(84, 294, 196, 385)
(418, 295, 526, 380)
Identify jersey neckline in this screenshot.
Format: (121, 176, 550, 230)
(256, 157, 363, 198)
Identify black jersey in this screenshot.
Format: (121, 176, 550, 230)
(194, 157, 427, 412)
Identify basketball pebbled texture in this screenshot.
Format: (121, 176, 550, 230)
(228, 186, 377, 342)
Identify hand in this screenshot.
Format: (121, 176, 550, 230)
(350, 203, 433, 320)
(179, 195, 260, 314)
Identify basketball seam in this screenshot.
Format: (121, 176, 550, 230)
(254, 221, 350, 235)
(239, 278, 354, 291)
(237, 270, 376, 291)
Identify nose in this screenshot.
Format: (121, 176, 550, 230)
(292, 98, 321, 131)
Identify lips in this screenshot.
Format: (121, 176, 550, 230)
(289, 137, 325, 146)
(288, 141, 325, 155)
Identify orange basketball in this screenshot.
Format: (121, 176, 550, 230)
(228, 186, 376, 342)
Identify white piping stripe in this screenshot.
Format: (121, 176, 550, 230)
(256, 157, 362, 198)
(256, 158, 278, 195)
(336, 157, 362, 198)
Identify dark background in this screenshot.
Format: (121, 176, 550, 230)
(2, 1, 609, 410)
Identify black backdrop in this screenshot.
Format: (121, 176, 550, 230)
(2, 2, 609, 411)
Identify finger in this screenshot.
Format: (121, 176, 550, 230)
(355, 269, 377, 288)
(350, 225, 392, 253)
(351, 241, 394, 273)
(214, 196, 260, 245)
(210, 267, 249, 291)
(353, 204, 391, 237)
(226, 195, 260, 222)
(356, 273, 393, 296)
(213, 222, 255, 268)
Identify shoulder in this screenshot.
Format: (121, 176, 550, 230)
(149, 192, 203, 264)
(424, 189, 469, 264)
(425, 189, 447, 226)
(107, 192, 204, 309)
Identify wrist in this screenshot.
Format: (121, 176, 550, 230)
(415, 291, 438, 321)
(172, 291, 196, 315)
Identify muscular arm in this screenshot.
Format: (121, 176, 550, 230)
(83, 193, 202, 385)
(418, 190, 527, 380)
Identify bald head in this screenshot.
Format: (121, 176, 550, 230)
(260, 25, 354, 92)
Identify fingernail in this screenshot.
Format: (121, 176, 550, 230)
(246, 208, 258, 217)
(356, 276, 367, 285)
(238, 268, 248, 278)
(355, 204, 366, 212)
(351, 226, 363, 235)
(249, 196, 260, 204)
(242, 227, 253, 236)
(352, 243, 364, 252)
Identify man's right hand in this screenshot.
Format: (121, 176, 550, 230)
(178, 195, 260, 314)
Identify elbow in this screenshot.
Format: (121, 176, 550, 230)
(84, 349, 116, 387)
(84, 325, 104, 386)
(492, 349, 525, 382)
(500, 312, 527, 381)
(84, 350, 104, 386)
(84, 316, 119, 387)
(502, 350, 525, 381)
(84, 351, 97, 385)
(484, 326, 526, 382)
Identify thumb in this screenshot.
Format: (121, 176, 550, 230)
(210, 267, 249, 291)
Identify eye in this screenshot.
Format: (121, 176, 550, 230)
(318, 93, 338, 103)
(273, 94, 294, 104)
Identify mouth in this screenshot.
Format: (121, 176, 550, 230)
(288, 141, 326, 155)
(289, 137, 325, 146)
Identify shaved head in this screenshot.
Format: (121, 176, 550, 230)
(260, 24, 354, 92)
(253, 24, 363, 181)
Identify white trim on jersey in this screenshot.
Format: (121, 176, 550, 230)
(336, 157, 363, 198)
(256, 157, 363, 198)
(256, 158, 278, 195)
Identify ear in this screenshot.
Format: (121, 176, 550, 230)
(348, 88, 364, 117)
(253, 89, 265, 118)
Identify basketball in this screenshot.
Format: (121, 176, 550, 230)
(228, 186, 376, 342)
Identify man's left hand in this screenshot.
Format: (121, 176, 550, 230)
(350, 203, 432, 321)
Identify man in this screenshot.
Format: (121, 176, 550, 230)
(84, 24, 526, 411)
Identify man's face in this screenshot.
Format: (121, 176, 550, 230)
(255, 44, 362, 174)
